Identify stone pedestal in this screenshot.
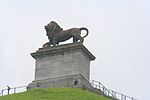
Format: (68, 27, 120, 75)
(28, 43, 95, 89)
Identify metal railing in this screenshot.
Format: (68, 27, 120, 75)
(90, 80, 137, 100)
(0, 86, 27, 96)
(0, 79, 137, 100)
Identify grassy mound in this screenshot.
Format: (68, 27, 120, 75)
(0, 88, 109, 100)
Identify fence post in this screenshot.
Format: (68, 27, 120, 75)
(2, 90, 3, 96)
(7, 86, 11, 95)
(121, 94, 124, 100)
(14, 87, 16, 93)
(103, 87, 106, 95)
(114, 91, 116, 98)
(108, 89, 110, 96)
(98, 82, 101, 90)
(124, 95, 126, 100)
(92, 80, 94, 86)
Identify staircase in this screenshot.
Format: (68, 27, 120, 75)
(90, 80, 137, 100)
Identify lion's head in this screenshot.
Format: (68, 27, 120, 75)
(45, 21, 63, 36)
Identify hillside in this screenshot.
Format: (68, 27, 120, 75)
(0, 88, 110, 100)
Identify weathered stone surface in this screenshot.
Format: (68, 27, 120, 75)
(29, 43, 95, 89)
(28, 74, 92, 89)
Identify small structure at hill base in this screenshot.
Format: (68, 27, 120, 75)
(28, 21, 95, 90)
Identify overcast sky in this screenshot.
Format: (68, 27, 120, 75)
(0, 0, 150, 100)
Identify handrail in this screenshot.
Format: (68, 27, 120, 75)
(0, 86, 26, 96)
(90, 80, 137, 100)
(0, 79, 137, 100)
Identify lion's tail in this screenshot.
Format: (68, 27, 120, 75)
(80, 27, 89, 38)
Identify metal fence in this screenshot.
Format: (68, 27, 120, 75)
(0, 80, 137, 100)
(90, 80, 137, 100)
(0, 86, 27, 96)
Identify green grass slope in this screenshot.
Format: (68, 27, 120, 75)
(0, 88, 110, 100)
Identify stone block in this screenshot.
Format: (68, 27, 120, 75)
(28, 43, 95, 89)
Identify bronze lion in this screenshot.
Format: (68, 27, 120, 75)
(44, 21, 89, 46)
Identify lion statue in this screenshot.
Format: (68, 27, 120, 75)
(43, 21, 89, 47)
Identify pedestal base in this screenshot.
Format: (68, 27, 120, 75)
(28, 43, 95, 89)
(28, 74, 91, 89)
